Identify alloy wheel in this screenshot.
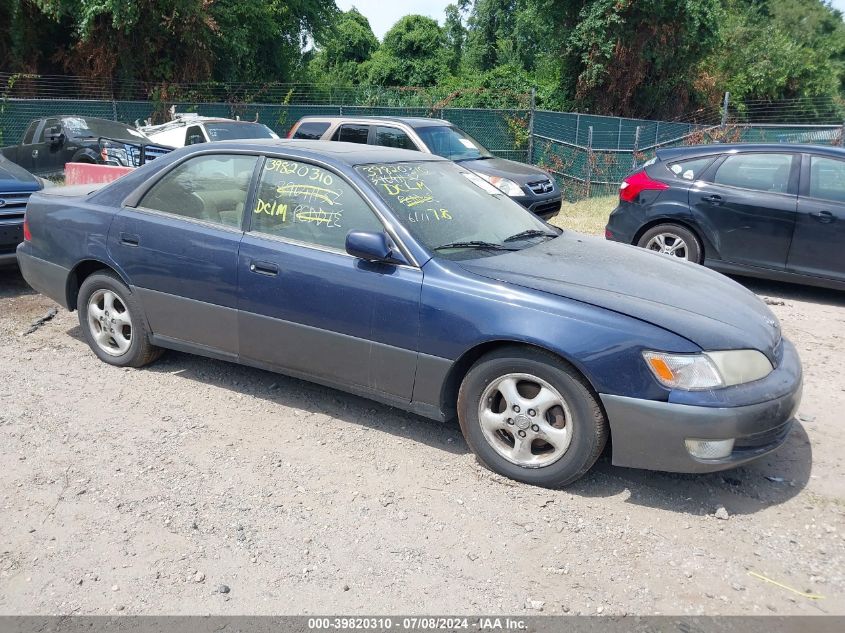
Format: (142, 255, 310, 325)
(87, 289, 132, 356)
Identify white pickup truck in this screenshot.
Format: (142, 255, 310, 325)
(138, 112, 279, 148)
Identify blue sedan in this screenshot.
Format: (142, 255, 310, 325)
(16, 140, 802, 487)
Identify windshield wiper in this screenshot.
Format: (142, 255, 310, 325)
(503, 229, 558, 243)
(433, 241, 519, 252)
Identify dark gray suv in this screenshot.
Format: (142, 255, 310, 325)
(288, 116, 561, 218)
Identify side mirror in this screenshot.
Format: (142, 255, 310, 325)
(345, 230, 407, 265)
(45, 125, 63, 145)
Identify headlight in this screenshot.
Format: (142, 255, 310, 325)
(475, 173, 524, 197)
(643, 350, 773, 390)
(102, 146, 129, 166)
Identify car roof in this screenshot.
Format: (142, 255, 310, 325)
(657, 143, 845, 161)
(295, 115, 451, 128)
(181, 139, 449, 165)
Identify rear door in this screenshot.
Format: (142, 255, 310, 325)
(331, 124, 371, 144)
(109, 152, 259, 356)
(786, 153, 845, 282)
(690, 151, 798, 270)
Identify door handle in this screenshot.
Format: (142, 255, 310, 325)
(119, 232, 140, 246)
(249, 260, 279, 276)
(810, 210, 835, 223)
(702, 194, 723, 205)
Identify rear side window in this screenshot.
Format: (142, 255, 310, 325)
(139, 154, 258, 228)
(333, 124, 370, 144)
(666, 156, 716, 181)
(22, 121, 38, 144)
(713, 153, 793, 193)
(185, 125, 206, 145)
(292, 121, 330, 140)
(250, 157, 383, 251)
(374, 126, 417, 150)
(809, 156, 845, 203)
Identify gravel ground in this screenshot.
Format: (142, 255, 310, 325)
(0, 266, 843, 616)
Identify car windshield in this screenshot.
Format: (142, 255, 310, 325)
(357, 161, 557, 260)
(205, 122, 277, 141)
(414, 125, 494, 161)
(61, 117, 149, 141)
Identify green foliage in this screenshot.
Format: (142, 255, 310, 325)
(309, 8, 379, 84)
(709, 0, 845, 103)
(364, 15, 449, 86)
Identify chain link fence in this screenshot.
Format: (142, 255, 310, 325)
(3, 74, 845, 201)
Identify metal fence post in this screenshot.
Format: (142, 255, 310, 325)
(111, 99, 117, 121)
(585, 125, 593, 198)
(575, 113, 580, 145)
(632, 125, 641, 169)
(839, 120, 845, 147)
(721, 92, 730, 128)
(527, 86, 536, 164)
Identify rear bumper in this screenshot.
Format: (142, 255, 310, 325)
(601, 340, 802, 473)
(16, 244, 71, 309)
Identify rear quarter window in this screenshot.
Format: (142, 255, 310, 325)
(666, 156, 717, 181)
(292, 121, 330, 140)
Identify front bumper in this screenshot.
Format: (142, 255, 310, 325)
(513, 193, 561, 219)
(601, 340, 802, 473)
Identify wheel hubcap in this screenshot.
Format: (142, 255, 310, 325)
(87, 289, 132, 356)
(477, 373, 573, 468)
(645, 233, 689, 260)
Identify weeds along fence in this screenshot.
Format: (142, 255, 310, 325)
(2, 74, 845, 201)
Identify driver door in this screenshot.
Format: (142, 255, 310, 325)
(237, 157, 423, 400)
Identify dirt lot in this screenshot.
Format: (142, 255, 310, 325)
(1, 261, 844, 616)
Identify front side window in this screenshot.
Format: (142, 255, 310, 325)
(667, 155, 716, 181)
(375, 126, 417, 151)
(333, 124, 370, 144)
(39, 118, 60, 142)
(809, 156, 845, 203)
(414, 125, 493, 161)
(139, 154, 258, 228)
(713, 153, 793, 193)
(251, 157, 383, 250)
(357, 161, 552, 260)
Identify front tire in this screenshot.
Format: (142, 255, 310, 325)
(637, 223, 702, 263)
(457, 347, 608, 488)
(77, 271, 162, 367)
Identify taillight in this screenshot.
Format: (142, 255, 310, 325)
(23, 216, 32, 241)
(619, 171, 669, 203)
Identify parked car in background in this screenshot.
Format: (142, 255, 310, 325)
(0, 116, 171, 179)
(0, 153, 49, 266)
(606, 143, 845, 290)
(139, 112, 279, 148)
(288, 116, 561, 218)
(17, 140, 800, 487)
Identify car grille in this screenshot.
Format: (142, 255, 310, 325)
(128, 144, 172, 167)
(531, 200, 561, 216)
(527, 178, 555, 195)
(0, 191, 31, 222)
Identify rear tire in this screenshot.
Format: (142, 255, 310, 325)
(457, 347, 608, 488)
(637, 223, 702, 263)
(77, 271, 162, 368)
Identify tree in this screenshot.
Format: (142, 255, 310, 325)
(540, 0, 723, 117)
(364, 15, 448, 86)
(310, 8, 379, 84)
(443, 3, 466, 75)
(708, 0, 845, 105)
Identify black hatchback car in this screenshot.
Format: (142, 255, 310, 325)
(605, 144, 845, 290)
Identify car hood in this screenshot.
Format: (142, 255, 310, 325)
(0, 155, 40, 191)
(457, 157, 552, 186)
(459, 232, 782, 359)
